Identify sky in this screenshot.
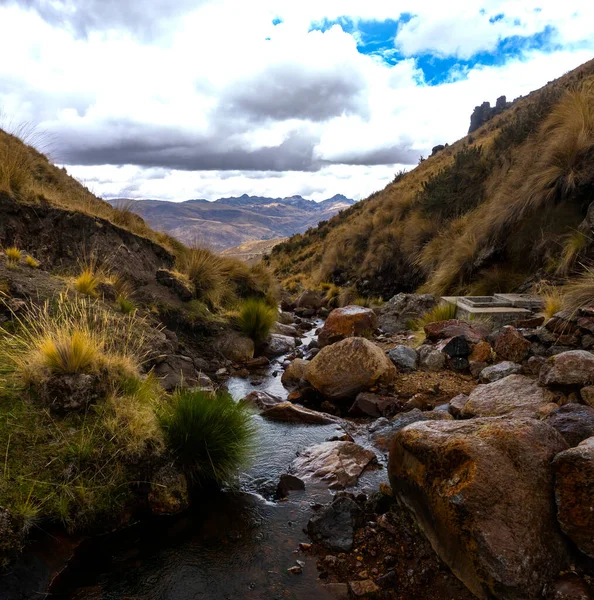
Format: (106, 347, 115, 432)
(0, 1, 592, 202)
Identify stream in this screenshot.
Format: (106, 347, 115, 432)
(46, 319, 388, 600)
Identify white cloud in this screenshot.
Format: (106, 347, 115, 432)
(0, 0, 593, 202)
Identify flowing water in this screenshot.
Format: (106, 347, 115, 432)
(48, 321, 387, 600)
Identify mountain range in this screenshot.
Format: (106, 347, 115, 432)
(109, 194, 355, 251)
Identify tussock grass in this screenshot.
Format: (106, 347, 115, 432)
(537, 283, 565, 318)
(557, 231, 590, 275)
(563, 265, 594, 314)
(39, 329, 99, 375)
(25, 255, 39, 268)
(5, 247, 21, 263)
(235, 298, 277, 343)
(410, 302, 457, 331)
(160, 388, 255, 487)
(74, 268, 100, 297)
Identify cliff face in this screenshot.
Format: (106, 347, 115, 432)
(270, 58, 594, 298)
(468, 95, 512, 133)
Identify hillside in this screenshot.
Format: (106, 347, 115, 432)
(270, 58, 594, 299)
(110, 194, 355, 251)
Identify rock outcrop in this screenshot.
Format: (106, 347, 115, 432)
(389, 417, 569, 599)
(377, 293, 437, 334)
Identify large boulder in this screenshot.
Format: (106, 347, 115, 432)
(462, 374, 556, 419)
(296, 289, 324, 309)
(377, 293, 437, 334)
(539, 350, 594, 387)
(281, 358, 309, 390)
(553, 437, 594, 558)
(544, 404, 594, 447)
(272, 321, 298, 337)
(292, 441, 376, 489)
(38, 373, 108, 412)
(389, 417, 569, 600)
(493, 326, 531, 362)
(305, 337, 397, 400)
(307, 496, 362, 552)
(261, 402, 339, 425)
(318, 305, 377, 347)
(153, 355, 214, 391)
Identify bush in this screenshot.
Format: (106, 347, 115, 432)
(235, 298, 277, 343)
(75, 269, 100, 297)
(160, 389, 255, 486)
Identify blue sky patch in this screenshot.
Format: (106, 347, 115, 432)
(310, 16, 561, 86)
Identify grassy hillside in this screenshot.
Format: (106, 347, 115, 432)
(270, 58, 594, 299)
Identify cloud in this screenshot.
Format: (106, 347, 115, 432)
(0, 0, 593, 202)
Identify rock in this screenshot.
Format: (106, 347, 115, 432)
(263, 334, 296, 358)
(38, 373, 108, 412)
(545, 404, 594, 447)
(479, 361, 522, 383)
(240, 390, 284, 411)
(424, 319, 489, 344)
(539, 350, 594, 387)
(493, 326, 531, 362)
(148, 464, 189, 516)
(322, 583, 350, 600)
(281, 358, 309, 390)
(0, 508, 22, 565)
(349, 580, 380, 597)
(515, 316, 545, 329)
(368, 410, 428, 452)
(449, 356, 469, 371)
(387, 345, 418, 370)
(217, 332, 255, 363)
(318, 306, 378, 347)
(525, 355, 547, 376)
(419, 348, 446, 371)
(155, 268, 194, 301)
(276, 474, 305, 498)
(389, 417, 569, 600)
(262, 402, 339, 425)
(278, 311, 294, 325)
(307, 496, 362, 551)
(305, 338, 397, 400)
(553, 437, 594, 558)
(292, 441, 376, 489)
(469, 360, 488, 378)
(273, 321, 298, 337)
(469, 340, 492, 363)
(153, 355, 213, 391)
(349, 392, 401, 418)
(244, 356, 269, 368)
(377, 293, 437, 334)
(545, 574, 594, 600)
(287, 565, 302, 575)
(581, 386, 594, 407)
(446, 394, 467, 417)
(296, 290, 324, 309)
(462, 374, 556, 419)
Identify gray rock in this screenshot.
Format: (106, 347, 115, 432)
(261, 402, 339, 425)
(544, 404, 594, 447)
(240, 390, 284, 411)
(377, 293, 437, 334)
(539, 350, 594, 387)
(307, 496, 362, 552)
(273, 321, 298, 337)
(479, 361, 522, 383)
(387, 345, 418, 370)
(276, 474, 305, 498)
(421, 349, 446, 371)
(449, 394, 468, 417)
(38, 373, 107, 412)
(263, 333, 296, 358)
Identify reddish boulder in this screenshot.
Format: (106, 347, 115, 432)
(305, 337, 397, 400)
(545, 574, 594, 600)
(424, 319, 488, 344)
(349, 392, 401, 418)
(539, 350, 594, 387)
(469, 340, 493, 363)
(389, 417, 569, 600)
(493, 326, 531, 362)
(318, 305, 377, 347)
(544, 404, 594, 447)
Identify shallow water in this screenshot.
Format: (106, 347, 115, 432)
(50, 319, 384, 600)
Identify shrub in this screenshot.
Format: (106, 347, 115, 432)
(235, 298, 277, 343)
(75, 269, 100, 297)
(25, 255, 39, 268)
(411, 301, 457, 330)
(160, 388, 255, 486)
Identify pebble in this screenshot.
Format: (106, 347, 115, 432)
(287, 565, 303, 575)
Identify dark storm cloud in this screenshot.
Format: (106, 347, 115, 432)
(221, 62, 369, 122)
(0, 0, 210, 38)
(327, 145, 418, 166)
(55, 121, 324, 172)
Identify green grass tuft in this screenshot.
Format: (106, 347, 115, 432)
(160, 388, 256, 487)
(235, 298, 277, 343)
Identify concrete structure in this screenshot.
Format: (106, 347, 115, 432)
(442, 295, 538, 327)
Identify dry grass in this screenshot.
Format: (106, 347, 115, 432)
(74, 268, 100, 297)
(537, 283, 565, 318)
(556, 230, 590, 275)
(563, 265, 594, 314)
(411, 301, 457, 331)
(25, 255, 39, 268)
